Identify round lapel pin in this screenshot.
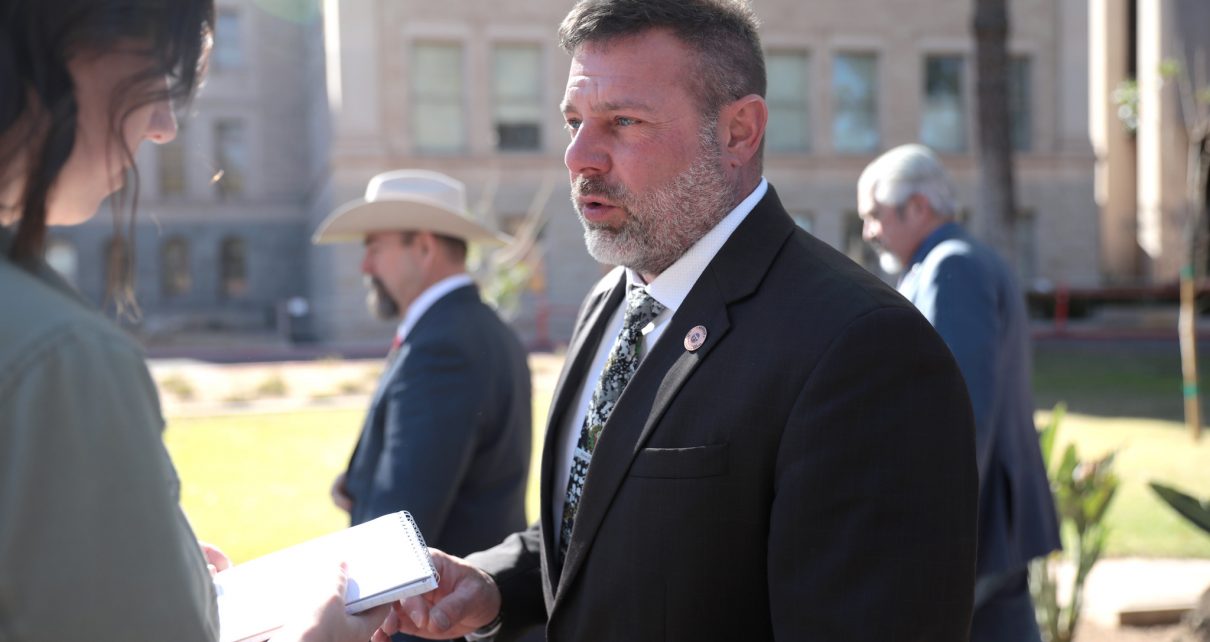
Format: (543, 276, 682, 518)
(684, 325, 708, 352)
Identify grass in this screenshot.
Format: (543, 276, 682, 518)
(1037, 409, 1210, 558)
(166, 409, 359, 564)
(167, 387, 553, 565)
(1033, 339, 1207, 423)
(165, 343, 1210, 563)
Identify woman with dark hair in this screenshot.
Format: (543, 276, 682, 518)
(0, 1, 388, 640)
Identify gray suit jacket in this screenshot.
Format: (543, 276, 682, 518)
(469, 186, 978, 641)
(345, 284, 532, 558)
(0, 227, 218, 641)
(898, 222, 1060, 578)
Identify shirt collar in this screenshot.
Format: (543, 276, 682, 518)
(395, 272, 475, 342)
(627, 177, 768, 312)
(909, 221, 964, 267)
(0, 224, 90, 306)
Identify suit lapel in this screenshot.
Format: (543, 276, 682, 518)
(539, 269, 627, 594)
(346, 285, 476, 485)
(552, 186, 796, 609)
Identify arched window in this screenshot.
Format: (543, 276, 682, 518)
(45, 238, 79, 286)
(161, 236, 192, 297)
(220, 236, 248, 298)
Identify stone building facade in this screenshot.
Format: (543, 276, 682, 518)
(46, 1, 320, 340)
(1089, 0, 1210, 285)
(48, 0, 1153, 347)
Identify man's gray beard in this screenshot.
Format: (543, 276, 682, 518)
(364, 275, 400, 320)
(878, 251, 904, 276)
(571, 125, 738, 277)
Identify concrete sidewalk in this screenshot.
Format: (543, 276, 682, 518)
(1081, 557, 1210, 627)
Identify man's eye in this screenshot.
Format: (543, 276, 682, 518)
(565, 119, 582, 132)
(615, 116, 638, 126)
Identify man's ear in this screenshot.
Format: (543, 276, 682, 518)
(414, 231, 436, 261)
(905, 193, 933, 224)
(718, 94, 767, 169)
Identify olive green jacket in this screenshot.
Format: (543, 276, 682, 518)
(0, 227, 217, 641)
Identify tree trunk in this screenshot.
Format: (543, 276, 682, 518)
(973, 0, 1017, 263)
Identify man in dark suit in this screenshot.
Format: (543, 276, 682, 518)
(858, 144, 1061, 641)
(376, 2, 978, 641)
(312, 169, 532, 561)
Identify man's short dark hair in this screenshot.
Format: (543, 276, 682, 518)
(400, 231, 468, 264)
(558, 0, 766, 120)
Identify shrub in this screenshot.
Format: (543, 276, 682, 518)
(255, 373, 289, 398)
(1030, 403, 1121, 642)
(159, 373, 195, 401)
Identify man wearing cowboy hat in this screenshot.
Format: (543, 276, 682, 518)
(313, 170, 532, 574)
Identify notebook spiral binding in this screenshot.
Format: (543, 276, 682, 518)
(400, 511, 439, 583)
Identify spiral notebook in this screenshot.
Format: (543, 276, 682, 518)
(213, 511, 438, 642)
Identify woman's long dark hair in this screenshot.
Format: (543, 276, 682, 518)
(0, 0, 213, 304)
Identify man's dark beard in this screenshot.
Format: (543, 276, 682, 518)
(365, 275, 400, 320)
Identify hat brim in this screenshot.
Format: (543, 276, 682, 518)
(312, 197, 510, 247)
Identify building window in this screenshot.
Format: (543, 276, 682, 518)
(214, 119, 247, 199)
(411, 42, 466, 153)
(45, 238, 78, 286)
(158, 126, 186, 198)
(1008, 56, 1032, 152)
(766, 50, 811, 153)
(220, 236, 248, 298)
(921, 55, 966, 152)
(492, 44, 542, 151)
(161, 237, 192, 297)
(213, 8, 244, 71)
(832, 53, 879, 153)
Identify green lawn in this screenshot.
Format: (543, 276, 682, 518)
(1037, 410, 1210, 558)
(167, 392, 551, 565)
(166, 409, 360, 564)
(166, 343, 1210, 563)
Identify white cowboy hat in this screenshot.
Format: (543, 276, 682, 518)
(312, 169, 510, 246)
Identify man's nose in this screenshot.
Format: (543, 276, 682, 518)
(564, 123, 610, 177)
(862, 219, 877, 242)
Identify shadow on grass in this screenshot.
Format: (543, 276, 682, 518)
(1033, 338, 1210, 424)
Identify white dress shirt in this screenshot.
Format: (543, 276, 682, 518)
(393, 273, 476, 345)
(551, 178, 769, 543)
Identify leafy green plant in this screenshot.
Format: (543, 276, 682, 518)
(1112, 78, 1139, 135)
(1149, 482, 1210, 536)
(1030, 403, 1121, 642)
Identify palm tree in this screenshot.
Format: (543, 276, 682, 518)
(973, 0, 1017, 261)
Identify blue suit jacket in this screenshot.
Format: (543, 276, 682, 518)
(344, 284, 532, 558)
(898, 222, 1060, 577)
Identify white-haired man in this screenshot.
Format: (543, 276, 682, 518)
(858, 143, 1061, 642)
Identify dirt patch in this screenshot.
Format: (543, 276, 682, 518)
(149, 353, 567, 417)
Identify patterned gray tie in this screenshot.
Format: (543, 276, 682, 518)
(560, 286, 666, 560)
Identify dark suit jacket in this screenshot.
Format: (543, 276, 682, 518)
(345, 284, 531, 558)
(898, 222, 1061, 580)
(468, 186, 979, 641)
